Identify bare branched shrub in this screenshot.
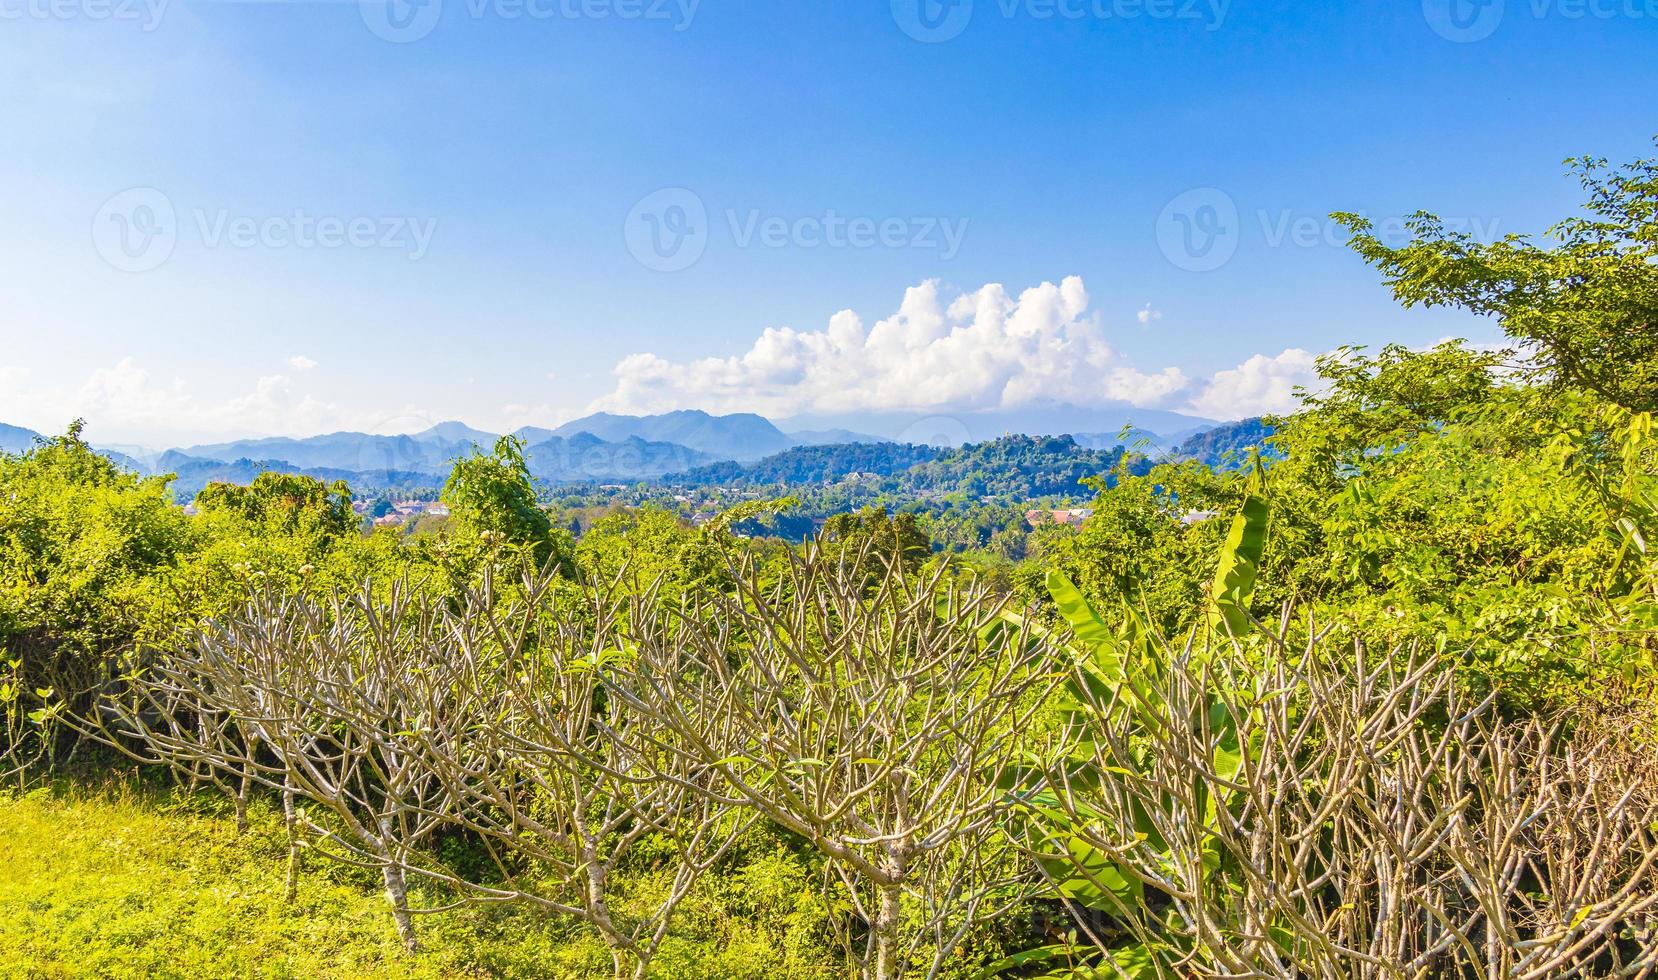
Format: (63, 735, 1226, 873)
(394, 571, 756, 980)
(91, 583, 466, 952)
(608, 548, 1063, 980)
(86, 571, 761, 975)
(1033, 624, 1658, 978)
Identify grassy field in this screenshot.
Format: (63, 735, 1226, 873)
(0, 780, 836, 979)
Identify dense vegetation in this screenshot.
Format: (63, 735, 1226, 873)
(668, 441, 944, 487)
(4, 143, 1658, 978)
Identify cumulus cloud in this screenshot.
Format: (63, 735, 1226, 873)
(0, 358, 361, 445)
(592, 277, 1190, 417)
(1184, 348, 1323, 419)
(1136, 303, 1162, 326)
(288, 355, 318, 371)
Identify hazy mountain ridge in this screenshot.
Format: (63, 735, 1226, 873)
(180, 423, 490, 474)
(782, 428, 891, 447)
(551, 410, 795, 461)
(520, 433, 711, 483)
(1, 423, 42, 453)
(777, 402, 1218, 445)
(5, 404, 1235, 498)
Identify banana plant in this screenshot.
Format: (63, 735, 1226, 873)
(987, 456, 1272, 978)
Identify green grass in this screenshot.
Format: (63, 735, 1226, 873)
(0, 779, 845, 979)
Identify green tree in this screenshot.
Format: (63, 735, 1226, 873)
(1335, 139, 1658, 412)
(441, 436, 562, 566)
(0, 422, 194, 698)
(820, 506, 931, 580)
(195, 472, 355, 542)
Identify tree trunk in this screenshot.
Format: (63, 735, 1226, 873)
(381, 859, 418, 953)
(281, 787, 300, 903)
(585, 850, 635, 980)
(873, 880, 903, 980)
(234, 761, 251, 834)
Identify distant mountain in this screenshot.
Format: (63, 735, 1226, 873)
(181, 427, 493, 476)
(98, 448, 148, 474)
(1173, 417, 1277, 467)
(521, 433, 710, 483)
(148, 430, 708, 500)
(552, 410, 793, 461)
(3, 424, 159, 473)
(1, 422, 42, 453)
(668, 442, 940, 487)
(155, 451, 435, 500)
(510, 426, 560, 444)
(410, 421, 498, 445)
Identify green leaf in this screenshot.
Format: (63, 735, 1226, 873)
(1206, 454, 1271, 638)
(1046, 571, 1124, 688)
(971, 942, 1086, 979)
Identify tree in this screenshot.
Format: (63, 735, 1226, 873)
(442, 436, 562, 567)
(821, 506, 932, 580)
(195, 472, 355, 542)
(1335, 139, 1658, 412)
(0, 421, 193, 705)
(611, 549, 1062, 980)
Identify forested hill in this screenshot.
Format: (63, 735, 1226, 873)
(1173, 417, 1277, 467)
(668, 441, 941, 486)
(902, 434, 1134, 498)
(669, 434, 1139, 502)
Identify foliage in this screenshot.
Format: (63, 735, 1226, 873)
(670, 442, 942, 487)
(820, 506, 932, 580)
(0, 422, 194, 701)
(442, 436, 567, 568)
(0, 781, 848, 979)
(1334, 139, 1658, 413)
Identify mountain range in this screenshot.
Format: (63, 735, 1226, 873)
(0, 422, 38, 454)
(1, 406, 1257, 498)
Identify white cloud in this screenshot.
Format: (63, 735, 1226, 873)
(288, 355, 318, 371)
(216, 373, 342, 435)
(593, 277, 1190, 417)
(1185, 348, 1323, 419)
(0, 358, 366, 445)
(501, 402, 572, 433)
(1136, 303, 1162, 325)
(75, 359, 195, 428)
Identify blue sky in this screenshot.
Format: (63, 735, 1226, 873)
(1, 0, 1653, 446)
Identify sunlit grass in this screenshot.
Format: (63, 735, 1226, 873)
(0, 776, 841, 979)
(0, 778, 591, 979)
